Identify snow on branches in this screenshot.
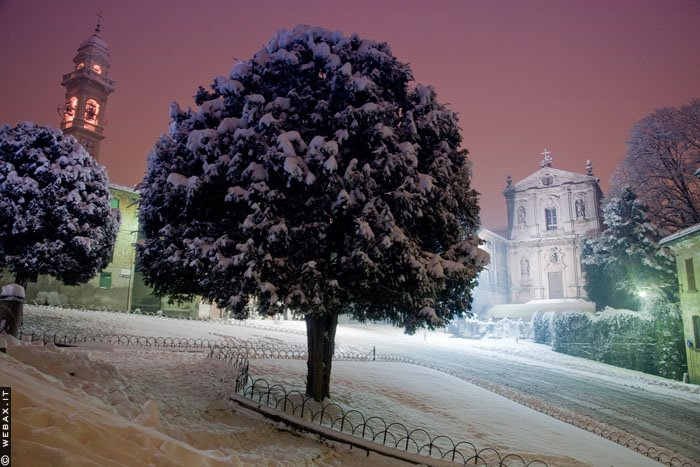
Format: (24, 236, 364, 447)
(612, 98, 700, 233)
(0, 122, 119, 285)
(138, 25, 484, 332)
(581, 187, 677, 310)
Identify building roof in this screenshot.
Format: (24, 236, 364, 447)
(109, 183, 139, 194)
(508, 166, 598, 193)
(478, 227, 509, 243)
(79, 32, 109, 55)
(659, 223, 700, 246)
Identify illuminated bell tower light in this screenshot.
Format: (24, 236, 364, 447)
(59, 12, 115, 160)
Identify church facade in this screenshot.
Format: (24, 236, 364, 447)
(472, 151, 604, 316)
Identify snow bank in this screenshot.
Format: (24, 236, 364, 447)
(1, 341, 236, 466)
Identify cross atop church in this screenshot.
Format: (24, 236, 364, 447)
(540, 148, 553, 168)
(95, 11, 104, 34)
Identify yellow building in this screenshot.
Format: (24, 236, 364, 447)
(660, 224, 700, 384)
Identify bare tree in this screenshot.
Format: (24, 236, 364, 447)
(612, 98, 700, 232)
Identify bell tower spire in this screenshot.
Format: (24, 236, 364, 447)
(59, 13, 115, 160)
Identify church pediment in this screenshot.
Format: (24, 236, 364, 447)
(512, 167, 597, 192)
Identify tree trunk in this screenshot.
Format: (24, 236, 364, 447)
(305, 313, 338, 401)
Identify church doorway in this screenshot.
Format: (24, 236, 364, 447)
(548, 271, 564, 299)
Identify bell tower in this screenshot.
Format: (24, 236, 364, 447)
(60, 13, 115, 160)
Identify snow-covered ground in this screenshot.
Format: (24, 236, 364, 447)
(4, 305, 697, 466)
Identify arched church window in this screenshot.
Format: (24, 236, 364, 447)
(63, 96, 77, 122)
(92, 64, 103, 74)
(85, 99, 100, 125)
(545, 207, 557, 230)
(76, 62, 85, 70)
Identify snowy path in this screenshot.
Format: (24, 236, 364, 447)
(19, 306, 700, 465)
(330, 324, 700, 463)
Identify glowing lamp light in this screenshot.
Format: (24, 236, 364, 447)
(638, 290, 648, 298)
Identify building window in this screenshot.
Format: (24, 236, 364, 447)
(694, 316, 700, 349)
(545, 207, 557, 230)
(99, 271, 112, 289)
(110, 198, 120, 209)
(686, 258, 697, 292)
(63, 96, 77, 123)
(85, 99, 100, 125)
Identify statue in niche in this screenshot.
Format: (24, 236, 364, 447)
(575, 199, 586, 219)
(517, 205, 527, 225)
(520, 257, 530, 278)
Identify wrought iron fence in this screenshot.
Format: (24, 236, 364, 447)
(206, 347, 250, 393)
(19, 314, 695, 467)
(227, 374, 548, 466)
(16, 329, 306, 353)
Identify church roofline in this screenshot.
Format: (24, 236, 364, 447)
(504, 166, 600, 195)
(109, 182, 139, 194)
(478, 227, 509, 242)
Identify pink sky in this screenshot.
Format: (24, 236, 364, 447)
(1, 0, 698, 228)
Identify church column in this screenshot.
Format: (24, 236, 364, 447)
(532, 192, 540, 238)
(536, 245, 544, 299)
(592, 180, 603, 231)
(567, 187, 575, 234)
(572, 237, 581, 298)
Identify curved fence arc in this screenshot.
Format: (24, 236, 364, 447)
(18, 318, 695, 467)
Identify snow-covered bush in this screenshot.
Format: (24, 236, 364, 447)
(0, 123, 119, 286)
(531, 311, 551, 345)
(550, 311, 593, 352)
(532, 305, 686, 379)
(138, 25, 485, 400)
(532, 310, 592, 347)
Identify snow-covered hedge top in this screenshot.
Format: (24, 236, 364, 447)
(139, 25, 484, 333)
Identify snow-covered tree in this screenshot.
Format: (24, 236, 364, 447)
(581, 187, 677, 310)
(138, 25, 486, 400)
(0, 122, 119, 287)
(612, 98, 700, 232)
